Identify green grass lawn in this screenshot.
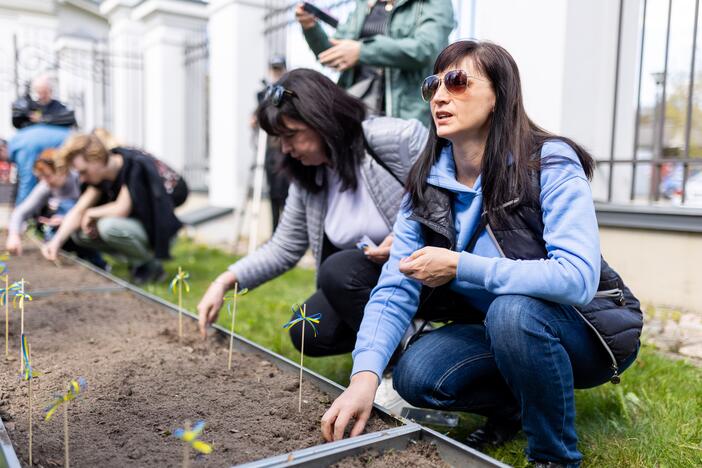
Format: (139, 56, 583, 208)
(112, 238, 702, 467)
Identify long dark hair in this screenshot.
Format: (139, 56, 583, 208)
(406, 40, 594, 219)
(257, 68, 367, 193)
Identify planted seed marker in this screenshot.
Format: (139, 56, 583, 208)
(11, 280, 32, 373)
(173, 420, 213, 468)
(225, 285, 248, 370)
(170, 267, 191, 338)
(20, 334, 39, 466)
(44, 377, 87, 468)
(1, 271, 10, 358)
(282, 304, 321, 412)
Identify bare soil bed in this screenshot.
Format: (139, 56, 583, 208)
(3, 245, 114, 291)
(0, 252, 393, 467)
(330, 440, 451, 468)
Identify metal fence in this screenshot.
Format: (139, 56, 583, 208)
(184, 37, 210, 192)
(599, 0, 702, 208)
(0, 31, 212, 192)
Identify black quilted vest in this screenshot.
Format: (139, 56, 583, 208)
(408, 184, 643, 382)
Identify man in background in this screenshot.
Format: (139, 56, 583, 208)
(9, 74, 74, 203)
(12, 74, 76, 129)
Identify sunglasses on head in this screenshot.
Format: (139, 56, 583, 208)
(420, 69, 487, 102)
(264, 84, 296, 107)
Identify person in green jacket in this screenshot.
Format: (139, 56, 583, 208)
(296, 0, 454, 126)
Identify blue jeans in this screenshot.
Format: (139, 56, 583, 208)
(393, 294, 638, 467)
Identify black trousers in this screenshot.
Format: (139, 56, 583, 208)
(288, 248, 382, 356)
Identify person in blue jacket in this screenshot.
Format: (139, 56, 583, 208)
(321, 40, 643, 468)
(8, 123, 71, 204)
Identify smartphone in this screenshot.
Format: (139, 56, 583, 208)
(356, 235, 378, 251)
(302, 2, 340, 28)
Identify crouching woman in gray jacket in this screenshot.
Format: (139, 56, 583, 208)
(197, 68, 427, 356)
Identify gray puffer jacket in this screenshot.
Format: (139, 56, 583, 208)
(229, 117, 428, 290)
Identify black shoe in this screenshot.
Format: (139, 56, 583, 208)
(532, 462, 568, 468)
(465, 416, 521, 451)
(131, 260, 165, 285)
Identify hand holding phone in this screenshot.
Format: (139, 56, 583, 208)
(356, 235, 378, 252)
(302, 2, 340, 28)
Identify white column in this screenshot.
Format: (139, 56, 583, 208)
(132, 0, 207, 172)
(101, 0, 145, 146)
(208, 0, 267, 208)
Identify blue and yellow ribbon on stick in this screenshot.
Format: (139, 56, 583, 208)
(225, 285, 248, 370)
(282, 304, 322, 412)
(44, 378, 87, 421)
(20, 333, 37, 466)
(170, 267, 191, 338)
(44, 377, 87, 468)
(173, 420, 213, 468)
(1, 271, 10, 357)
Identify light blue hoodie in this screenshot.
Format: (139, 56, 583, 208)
(351, 140, 602, 380)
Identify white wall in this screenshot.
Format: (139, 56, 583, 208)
(473, 0, 568, 134)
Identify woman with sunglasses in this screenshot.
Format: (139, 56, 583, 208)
(322, 40, 642, 468)
(197, 68, 428, 360)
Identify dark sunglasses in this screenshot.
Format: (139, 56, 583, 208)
(264, 84, 296, 106)
(420, 69, 487, 102)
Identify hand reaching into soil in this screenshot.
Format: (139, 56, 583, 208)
(6, 232, 23, 255)
(321, 371, 378, 441)
(41, 240, 59, 262)
(197, 271, 237, 337)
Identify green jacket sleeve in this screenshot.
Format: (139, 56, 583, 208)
(302, 1, 363, 56)
(359, 0, 454, 70)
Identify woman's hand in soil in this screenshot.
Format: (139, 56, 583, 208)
(5, 232, 22, 256)
(364, 234, 393, 264)
(41, 240, 59, 262)
(197, 271, 237, 337)
(399, 246, 459, 288)
(321, 371, 378, 442)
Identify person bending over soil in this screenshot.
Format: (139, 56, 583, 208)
(41, 134, 182, 284)
(198, 68, 428, 362)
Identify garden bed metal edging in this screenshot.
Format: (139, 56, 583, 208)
(3, 252, 509, 468)
(238, 424, 509, 468)
(0, 417, 20, 468)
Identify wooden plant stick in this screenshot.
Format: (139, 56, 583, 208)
(4, 274, 8, 357)
(20, 334, 37, 466)
(29, 377, 33, 466)
(44, 378, 87, 468)
(64, 403, 70, 468)
(178, 267, 183, 338)
(298, 304, 306, 413)
(172, 420, 212, 467)
(183, 421, 191, 468)
(282, 304, 321, 412)
(14, 280, 33, 374)
(170, 268, 190, 339)
(227, 284, 238, 370)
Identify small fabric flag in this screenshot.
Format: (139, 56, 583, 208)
(282, 304, 322, 337)
(10, 281, 32, 308)
(169, 271, 191, 295)
(173, 420, 213, 454)
(44, 378, 87, 421)
(20, 334, 38, 381)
